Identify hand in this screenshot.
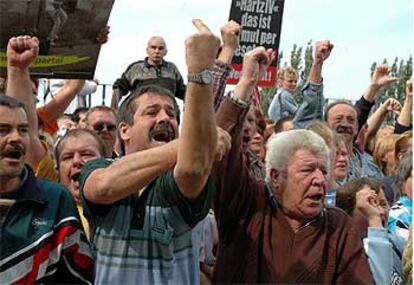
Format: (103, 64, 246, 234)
(406, 79, 412, 99)
(355, 188, 383, 227)
(96, 25, 110, 44)
(7, 36, 39, 69)
(239, 47, 274, 86)
(215, 127, 231, 162)
(220, 20, 241, 51)
(185, 19, 221, 73)
(314, 40, 334, 63)
(382, 98, 402, 115)
(371, 64, 399, 88)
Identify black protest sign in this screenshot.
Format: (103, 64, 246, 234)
(228, 0, 285, 87)
(0, 0, 114, 79)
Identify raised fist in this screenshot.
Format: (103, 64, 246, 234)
(240, 47, 274, 86)
(314, 40, 334, 63)
(7, 36, 39, 69)
(185, 19, 221, 74)
(220, 20, 241, 51)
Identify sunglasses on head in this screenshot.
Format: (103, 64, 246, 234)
(92, 122, 116, 132)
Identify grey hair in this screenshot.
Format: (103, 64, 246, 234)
(265, 129, 330, 183)
(395, 148, 412, 199)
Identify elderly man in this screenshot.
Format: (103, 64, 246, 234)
(212, 46, 373, 284)
(111, 36, 186, 108)
(79, 19, 221, 284)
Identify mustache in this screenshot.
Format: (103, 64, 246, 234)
(336, 126, 353, 134)
(149, 122, 176, 139)
(1, 144, 26, 157)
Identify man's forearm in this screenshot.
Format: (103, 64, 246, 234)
(308, 60, 323, 83)
(397, 97, 412, 127)
(217, 46, 236, 64)
(366, 106, 387, 143)
(233, 80, 255, 102)
(42, 80, 84, 121)
(174, 82, 217, 199)
(84, 140, 178, 204)
(7, 66, 45, 166)
(110, 89, 121, 109)
(6, 67, 37, 130)
(362, 83, 381, 103)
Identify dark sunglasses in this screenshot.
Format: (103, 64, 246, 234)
(92, 122, 116, 132)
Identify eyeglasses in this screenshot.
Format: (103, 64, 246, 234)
(92, 122, 116, 132)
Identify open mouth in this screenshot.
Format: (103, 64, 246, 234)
(242, 135, 251, 144)
(150, 124, 175, 143)
(70, 172, 81, 183)
(2, 148, 24, 160)
(306, 193, 323, 202)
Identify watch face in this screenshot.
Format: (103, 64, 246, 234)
(202, 71, 212, 84)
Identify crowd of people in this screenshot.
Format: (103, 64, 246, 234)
(0, 18, 412, 285)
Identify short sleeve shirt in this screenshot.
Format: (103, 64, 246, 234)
(79, 158, 214, 284)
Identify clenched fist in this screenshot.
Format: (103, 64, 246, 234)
(240, 47, 274, 86)
(220, 20, 241, 51)
(314, 40, 334, 63)
(7, 36, 39, 69)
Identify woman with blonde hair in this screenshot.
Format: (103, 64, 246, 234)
(373, 134, 400, 176)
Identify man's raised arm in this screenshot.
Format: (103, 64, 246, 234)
(294, 40, 333, 129)
(6, 36, 45, 166)
(173, 19, 221, 199)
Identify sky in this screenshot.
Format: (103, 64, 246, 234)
(93, 0, 413, 105)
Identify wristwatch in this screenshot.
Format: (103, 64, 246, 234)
(187, 70, 212, 85)
(229, 90, 250, 107)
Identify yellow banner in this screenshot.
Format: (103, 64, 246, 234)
(0, 52, 90, 68)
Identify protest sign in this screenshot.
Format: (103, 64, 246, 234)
(0, 0, 114, 79)
(228, 0, 285, 87)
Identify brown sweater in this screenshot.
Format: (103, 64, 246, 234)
(212, 97, 373, 284)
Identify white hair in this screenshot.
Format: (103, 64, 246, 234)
(265, 129, 331, 183)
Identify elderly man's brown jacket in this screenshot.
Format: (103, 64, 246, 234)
(212, 97, 373, 284)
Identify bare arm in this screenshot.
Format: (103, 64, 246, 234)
(84, 140, 178, 204)
(396, 79, 412, 127)
(173, 19, 221, 199)
(41, 80, 85, 121)
(217, 20, 240, 64)
(6, 36, 45, 166)
(110, 88, 122, 109)
(366, 98, 401, 145)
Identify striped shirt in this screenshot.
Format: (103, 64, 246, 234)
(79, 158, 213, 284)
